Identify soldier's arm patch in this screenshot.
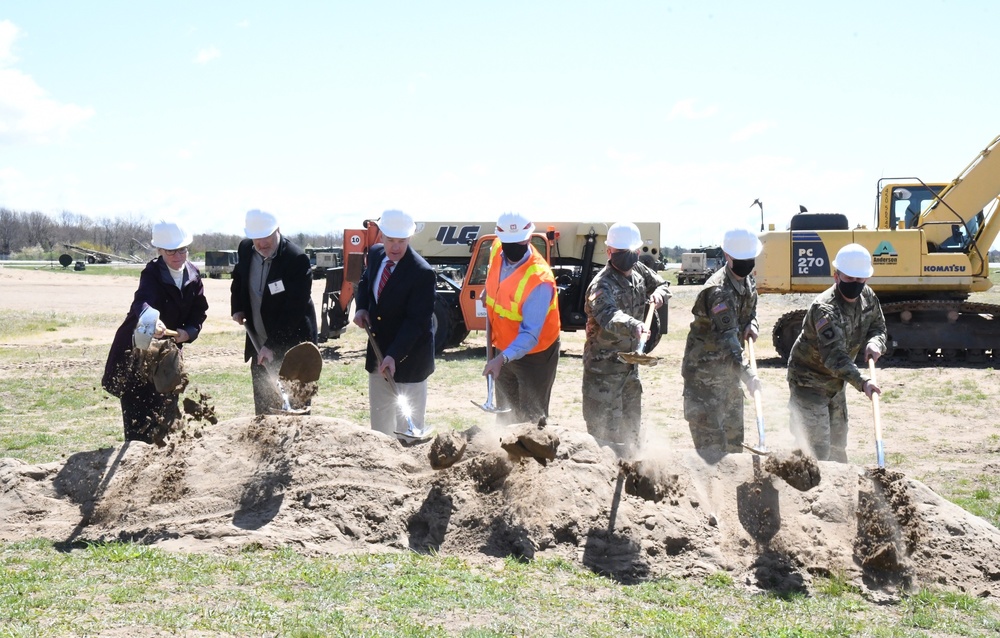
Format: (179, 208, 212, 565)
(821, 327, 836, 340)
(816, 317, 829, 331)
(711, 302, 729, 314)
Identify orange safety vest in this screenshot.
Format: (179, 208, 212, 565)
(485, 242, 561, 354)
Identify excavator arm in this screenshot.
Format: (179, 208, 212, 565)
(917, 134, 1000, 274)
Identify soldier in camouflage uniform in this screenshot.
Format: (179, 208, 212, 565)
(787, 243, 886, 462)
(583, 222, 670, 457)
(682, 228, 763, 460)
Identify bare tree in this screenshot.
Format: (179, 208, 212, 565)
(25, 211, 56, 252)
(0, 208, 22, 256)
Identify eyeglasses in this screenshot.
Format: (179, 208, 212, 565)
(163, 248, 189, 256)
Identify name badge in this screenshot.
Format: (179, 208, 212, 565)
(268, 280, 286, 295)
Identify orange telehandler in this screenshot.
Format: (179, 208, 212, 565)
(318, 220, 667, 355)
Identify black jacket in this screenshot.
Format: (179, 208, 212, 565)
(102, 258, 209, 397)
(230, 235, 317, 362)
(356, 244, 435, 383)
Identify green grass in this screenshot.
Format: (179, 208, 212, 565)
(2, 541, 997, 637)
(3, 272, 1000, 635)
(0, 309, 122, 340)
(950, 474, 1000, 527)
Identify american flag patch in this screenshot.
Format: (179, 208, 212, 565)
(711, 302, 728, 314)
(816, 317, 829, 330)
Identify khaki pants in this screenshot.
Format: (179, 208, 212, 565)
(368, 373, 428, 435)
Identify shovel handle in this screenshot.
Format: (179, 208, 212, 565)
(364, 324, 400, 395)
(746, 338, 766, 451)
(635, 303, 656, 353)
(868, 358, 885, 468)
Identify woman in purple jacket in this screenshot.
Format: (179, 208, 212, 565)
(102, 221, 209, 445)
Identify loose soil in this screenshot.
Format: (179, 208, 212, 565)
(2, 266, 1000, 600)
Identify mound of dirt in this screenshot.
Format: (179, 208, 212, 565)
(2, 416, 999, 597)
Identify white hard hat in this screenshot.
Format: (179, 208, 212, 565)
(832, 243, 874, 278)
(244, 209, 279, 239)
(150, 221, 193, 250)
(722, 228, 763, 259)
(379, 209, 416, 239)
(606, 222, 643, 251)
(495, 212, 534, 243)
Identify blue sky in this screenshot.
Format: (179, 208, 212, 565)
(1, 1, 998, 249)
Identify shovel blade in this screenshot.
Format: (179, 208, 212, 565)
(133, 307, 160, 350)
(617, 352, 659, 366)
(279, 342, 323, 383)
(470, 399, 511, 414)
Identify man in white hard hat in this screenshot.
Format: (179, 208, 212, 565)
(103, 220, 208, 445)
(353, 209, 436, 442)
(481, 212, 561, 425)
(231, 209, 317, 415)
(583, 221, 670, 458)
(681, 228, 763, 461)
(787, 243, 887, 462)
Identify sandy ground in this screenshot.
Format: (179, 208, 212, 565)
(1, 265, 999, 599)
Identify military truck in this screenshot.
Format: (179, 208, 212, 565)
(318, 220, 666, 355)
(676, 246, 724, 285)
(204, 250, 238, 279)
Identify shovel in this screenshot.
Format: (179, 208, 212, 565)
(363, 324, 433, 444)
(868, 359, 886, 468)
(471, 320, 510, 414)
(133, 306, 178, 350)
(243, 322, 310, 415)
(617, 303, 659, 366)
(741, 338, 769, 456)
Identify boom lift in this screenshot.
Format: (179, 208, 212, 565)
(319, 220, 666, 355)
(757, 134, 1000, 363)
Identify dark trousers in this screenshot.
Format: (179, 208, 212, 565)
(251, 360, 283, 416)
(495, 338, 560, 426)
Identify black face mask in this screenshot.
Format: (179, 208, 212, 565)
(502, 242, 528, 262)
(609, 250, 639, 273)
(837, 279, 865, 300)
(731, 258, 755, 278)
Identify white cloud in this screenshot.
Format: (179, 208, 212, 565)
(236, 19, 250, 28)
(194, 47, 220, 64)
(731, 120, 776, 142)
(667, 98, 719, 121)
(0, 22, 94, 145)
(0, 20, 18, 66)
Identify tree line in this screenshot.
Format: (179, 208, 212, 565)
(0, 208, 344, 260)
(1, 207, 998, 264)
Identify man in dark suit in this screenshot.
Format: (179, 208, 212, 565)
(352, 209, 436, 442)
(231, 209, 317, 415)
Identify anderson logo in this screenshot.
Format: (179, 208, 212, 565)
(873, 240, 897, 257)
(924, 264, 967, 273)
(872, 240, 898, 266)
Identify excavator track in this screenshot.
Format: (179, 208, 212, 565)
(771, 301, 1000, 365)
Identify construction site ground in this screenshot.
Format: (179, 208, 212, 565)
(2, 265, 1000, 604)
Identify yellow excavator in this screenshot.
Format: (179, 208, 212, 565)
(756, 134, 1000, 363)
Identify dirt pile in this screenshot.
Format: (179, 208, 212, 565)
(2, 415, 1000, 597)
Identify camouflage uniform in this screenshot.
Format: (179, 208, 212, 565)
(786, 285, 886, 462)
(682, 267, 758, 458)
(583, 262, 670, 456)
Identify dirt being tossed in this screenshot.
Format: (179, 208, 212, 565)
(2, 415, 999, 598)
